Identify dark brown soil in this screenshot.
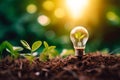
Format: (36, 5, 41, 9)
(0, 52, 120, 80)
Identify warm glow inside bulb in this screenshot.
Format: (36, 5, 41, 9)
(70, 26, 89, 49)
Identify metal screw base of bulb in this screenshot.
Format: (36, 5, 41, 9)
(75, 48, 85, 59)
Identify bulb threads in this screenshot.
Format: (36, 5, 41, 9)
(75, 47, 85, 58)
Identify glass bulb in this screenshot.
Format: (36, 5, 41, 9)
(70, 26, 89, 58)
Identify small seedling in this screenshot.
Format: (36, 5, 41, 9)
(20, 40, 42, 63)
(39, 41, 59, 61)
(0, 41, 21, 59)
(0, 40, 75, 62)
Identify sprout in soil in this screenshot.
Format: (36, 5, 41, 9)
(20, 40, 42, 63)
(39, 41, 59, 62)
(0, 41, 22, 59)
(70, 26, 89, 58)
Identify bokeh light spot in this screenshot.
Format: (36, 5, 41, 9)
(26, 4, 37, 14)
(42, 1, 55, 11)
(37, 15, 50, 26)
(106, 11, 120, 24)
(54, 8, 65, 18)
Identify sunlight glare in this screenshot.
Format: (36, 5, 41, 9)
(66, 0, 89, 19)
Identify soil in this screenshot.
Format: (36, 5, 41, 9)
(0, 52, 120, 80)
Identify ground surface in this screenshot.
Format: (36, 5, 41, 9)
(0, 52, 120, 80)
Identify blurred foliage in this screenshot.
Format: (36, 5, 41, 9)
(0, 0, 120, 54)
(60, 49, 74, 58)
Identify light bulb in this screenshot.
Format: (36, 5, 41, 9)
(70, 26, 89, 58)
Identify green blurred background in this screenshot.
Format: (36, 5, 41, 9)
(0, 0, 120, 53)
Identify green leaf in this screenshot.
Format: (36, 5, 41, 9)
(13, 46, 23, 51)
(39, 46, 59, 61)
(11, 52, 19, 59)
(48, 46, 56, 51)
(5, 41, 14, 52)
(20, 40, 31, 50)
(5, 42, 19, 58)
(43, 41, 49, 48)
(42, 46, 56, 53)
(0, 41, 13, 58)
(0, 41, 14, 53)
(39, 41, 59, 62)
(42, 48, 48, 53)
(39, 53, 48, 62)
(24, 54, 34, 60)
(0, 41, 7, 53)
(48, 49, 59, 59)
(32, 41, 42, 52)
(0, 41, 19, 59)
(24, 54, 35, 63)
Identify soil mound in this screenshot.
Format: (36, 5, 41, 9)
(0, 52, 120, 80)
